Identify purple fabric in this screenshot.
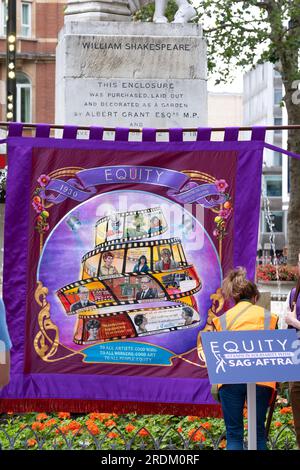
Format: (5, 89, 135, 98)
(196, 128, 212, 141)
(63, 126, 78, 139)
(1, 135, 266, 407)
(224, 127, 240, 141)
(8, 123, 23, 137)
(251, 127, 266, 141)
(264, 142, 300, 160)
(169, 128, 183, 142)
(89, 127, 104, 140)
(289, 288, 300, 321)
(35, 124, 51, 138)
(115, 127, 129, 141)
(142, 128, 156, 142)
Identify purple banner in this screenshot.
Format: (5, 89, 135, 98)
(1, 136, 265, 415)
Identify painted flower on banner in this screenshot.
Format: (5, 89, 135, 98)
(213, 180, 232, 241)
(32, 174, 51, 234)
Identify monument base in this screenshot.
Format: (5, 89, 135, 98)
(56, 21, 207, 130)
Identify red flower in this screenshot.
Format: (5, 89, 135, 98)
(57, 412, 70, 419)
(279, 407, 292, 415)
(201, 422, 212, 430)
(36, 413, 48, 421)
(105, 419, 117, 427)
(31, 422, 45, 431)
(27, 439, 37, 447)
(107, 432, 118, 439)
(125, 424, 136, 433)
(87, 423, 100, 436)
(138, 429, 149, 437)
(274, 421, 282, 428)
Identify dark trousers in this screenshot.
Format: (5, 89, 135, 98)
(219, 383, 272, 450)
(289, 381, 300, 448)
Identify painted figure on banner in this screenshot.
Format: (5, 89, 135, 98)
(134, 314, 148, 333)
(86, 319, 100, 341)
(155, 248, 178, 271)
(99, 252, 119, 276)
(136, 276, 159, 300)
(70, 286, 97, 312)
(133, 255, 150, 273)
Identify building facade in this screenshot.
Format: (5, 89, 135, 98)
(243, 62, 287, 259)
(0, 0, 65, 124)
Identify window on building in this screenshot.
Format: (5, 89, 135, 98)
(0, 0, 7, 36)
(264, 175, 282, 197)
(273, 151, 282, 166)
(21, 2, 31, 37)
(274, 88, 283, 105)
(16, 72, 32, 122)
(262, 211, 284, 233)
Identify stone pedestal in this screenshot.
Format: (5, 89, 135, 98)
(55, 21, 207, 130)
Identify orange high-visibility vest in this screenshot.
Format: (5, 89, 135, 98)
(212, 301, 278, 390)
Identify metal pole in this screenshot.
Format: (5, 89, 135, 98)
(247, 383, 257, 450)
(6, 0, 17, 122)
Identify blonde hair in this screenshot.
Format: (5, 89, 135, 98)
(222, 267, 260, 304)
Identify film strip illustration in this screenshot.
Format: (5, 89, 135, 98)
(95, 207, 167, 245)
(81, 237, 189, 279)
(73, 302, 199, 345)
(57, 207, 202, 344)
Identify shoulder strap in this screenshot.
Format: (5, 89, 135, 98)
(219, 304, 252, 331)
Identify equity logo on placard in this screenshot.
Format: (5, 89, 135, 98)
(210, 331, 300, 374)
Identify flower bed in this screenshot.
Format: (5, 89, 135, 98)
(0, 394, 297, 450)
(256, 264, 298, 282)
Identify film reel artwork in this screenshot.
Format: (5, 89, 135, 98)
(57, 207, 202, 344)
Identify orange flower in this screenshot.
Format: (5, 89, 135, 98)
(243, 408, 248, 418)
(68, 421, 81, 431)
(105, 419, 117, 427)
(201, 422, 212, 430)
(19, 423, 26, 430)
(45, 418, 57, 428)
(88, 413, 103, 421)
(57, 412, 71, 419)
(177, 426, 183, 433)
(86, 419, 95, 428)
(87, 423, 100, 436)
(274, 421, 282, 428)
(279, 407, 292, 415)
(108, 432, 118, 439)
(125, 424, 136, 433)
(7, 411, 14, 415)
(188, 428, 195, 438)
(191, 431, 206, 442)
(138, 429, 149, 437)
(187, 416, 198, 422)
(288, 419, 294, 425)
(31, 422, 45, 432)
(219, 439, 226, 449)
(36, 413, 48, 421)
(27, 439, 37, 447)
(55, 425, 69, 435)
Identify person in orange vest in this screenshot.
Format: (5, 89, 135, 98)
(212, 267, 278, 450)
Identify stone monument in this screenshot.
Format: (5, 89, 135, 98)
(56, 1, 207, 132)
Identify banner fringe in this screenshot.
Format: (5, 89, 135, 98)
(0, 399, 222, 417)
